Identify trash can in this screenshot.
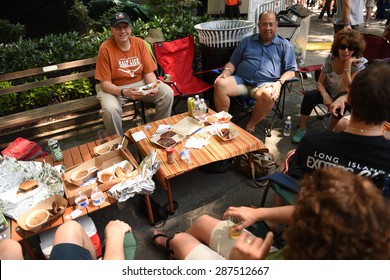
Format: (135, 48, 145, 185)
(277, 4, 312, 67)
(194, 20, 255, 71)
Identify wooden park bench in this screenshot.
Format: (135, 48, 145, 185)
(0, 57, 148, 149)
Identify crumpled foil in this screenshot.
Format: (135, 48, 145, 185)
(107, 150, 161, 202)
(0, 156, 64, 219)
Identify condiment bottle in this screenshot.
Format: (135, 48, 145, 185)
(166, 147, 174, 164)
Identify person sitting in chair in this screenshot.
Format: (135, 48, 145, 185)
(291, 29, 367, 144)
(95, 12, 174, 136)
(213, 10, 297, 134)
(288, 61, 390, 191)
(151, 167, 390, 260)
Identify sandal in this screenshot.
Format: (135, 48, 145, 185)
(151, 230, 176, 260)
(246, 129, 255, 135)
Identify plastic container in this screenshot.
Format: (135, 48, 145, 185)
(91, 186, 105, 207)
(198, 98, 207, 122)
(75, 191, 89, 209)
(180, 149, 192, 165)
(283, 116, 292, 136)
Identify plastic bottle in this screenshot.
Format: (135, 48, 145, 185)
(194, 95, 200, 118)
(180, 149, 192, 165)
(91, 186, 105, 207)
(283, 116, 292, 136)
(75, 191, 89, 209)
(198, 98, 207, 122)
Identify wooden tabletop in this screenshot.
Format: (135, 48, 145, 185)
(125, 111, 268, 213)
(125, 112, 268, 187)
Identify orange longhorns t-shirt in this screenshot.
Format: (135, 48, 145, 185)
(226, 0, 239, 5)
(95, 36, 157, 86)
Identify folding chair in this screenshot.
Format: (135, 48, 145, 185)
(231, 77, 298, 137)
(153, 36, 213, 113)
(362, 33, 390, 61)
(296, 64, 330, 129)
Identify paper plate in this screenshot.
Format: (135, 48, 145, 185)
(216, 123, 239, 141)
(206, 111, 232, 124)
(135, 81, 161, 95)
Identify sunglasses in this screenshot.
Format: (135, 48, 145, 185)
(338, 44, 355, 51)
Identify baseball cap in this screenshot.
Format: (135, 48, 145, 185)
(110, 12, 132, 27)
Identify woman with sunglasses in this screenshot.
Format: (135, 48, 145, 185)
(291, 29, 367, 144)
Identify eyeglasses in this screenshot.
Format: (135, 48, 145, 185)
(113, 25, 131, 31)
(338, 44, 355, 51)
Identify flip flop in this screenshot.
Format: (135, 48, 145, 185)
(151, 230, 176, 260)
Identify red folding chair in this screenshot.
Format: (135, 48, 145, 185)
(362, 33, 390, 61)
(153, 36, 213, 113)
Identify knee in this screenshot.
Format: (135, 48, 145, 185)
(57, 220, 83, 234)
(193, 214, 213, 227)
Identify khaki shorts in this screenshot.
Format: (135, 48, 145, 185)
(237, 83, 270, 98)
(366, 0, 375, 7)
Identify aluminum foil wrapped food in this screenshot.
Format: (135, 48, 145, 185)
(0, 156, 64, 219)
(107, 150, 161, 202)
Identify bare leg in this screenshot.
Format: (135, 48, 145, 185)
(53, 220, 96, 260)
(364, 7, 373, 27)
(299, 115, 310, 129)
(152, 215, 220, 260)
(0, 239, 23, 260)
(245, 87, 275, 132)
(214, 76, 241, 112)
(186, 214, 221, 245)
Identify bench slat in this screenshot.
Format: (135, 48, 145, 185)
(0, 57, 97, 82)
(0, 70, 96, 96)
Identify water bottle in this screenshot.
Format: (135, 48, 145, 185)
(198, 98, 207, 122)
(283, 116, 292, 136)
(180, 149, 192, 165)
(194, 95, 200, 118)
(75, 191, 89, 209)
(91, 186, 105, 206)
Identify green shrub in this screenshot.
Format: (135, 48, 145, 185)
(0, 19, 26, 44)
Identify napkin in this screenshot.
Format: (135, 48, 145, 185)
(131, 131, 147, 142)
(156, 125, 171, 134)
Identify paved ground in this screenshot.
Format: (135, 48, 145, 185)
(28, 7, 386, 259)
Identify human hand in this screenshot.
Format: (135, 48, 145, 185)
(223, 206, 259, 231)
(105, 220, 132, 239)
(329, 94, 347, 118)
(214, 72, 229, 84)
(123, 88, 145, 100)
(267, 82, 281, 101)
(228, 231, 274, 260)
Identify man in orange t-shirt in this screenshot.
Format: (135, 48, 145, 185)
(225, 0, 240, 19)
(95, 12, 174, 136)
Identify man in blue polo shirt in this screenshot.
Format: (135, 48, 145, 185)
(214, 10, 297, 134)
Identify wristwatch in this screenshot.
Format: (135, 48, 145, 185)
(120, 89, 125, 97)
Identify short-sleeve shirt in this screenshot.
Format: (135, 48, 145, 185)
(95, 36, 157, 86)
(321, 54, 367, 98)
(288, 131, 390, 184)
(230, 34, 297, 87)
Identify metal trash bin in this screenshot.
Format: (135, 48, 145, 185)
(277, 4, 312, 67)
(194, 20, 255, 71)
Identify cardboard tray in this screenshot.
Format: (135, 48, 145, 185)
(16, 194, 68, 233)
(63, 148, 138, 205)
(93, 137, 128, 156)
